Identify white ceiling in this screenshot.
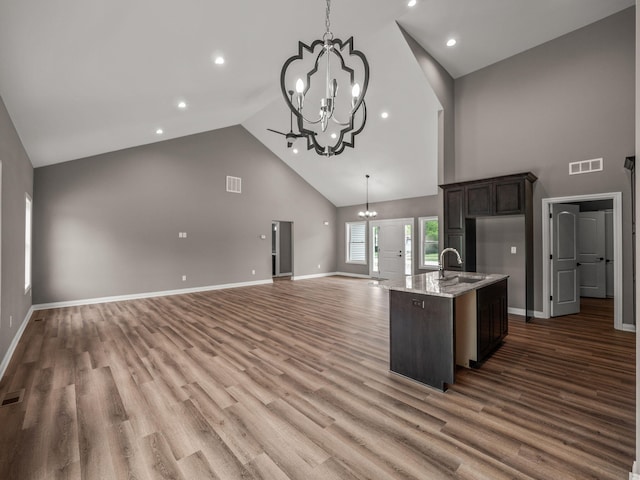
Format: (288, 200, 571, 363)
(0, 0, 634, 207)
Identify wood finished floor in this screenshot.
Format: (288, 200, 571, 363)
(0, 276, 634, 479)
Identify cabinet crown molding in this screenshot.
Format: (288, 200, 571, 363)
(439, 172, 537, 189)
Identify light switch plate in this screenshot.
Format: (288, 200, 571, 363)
(511, 246, 517, 254)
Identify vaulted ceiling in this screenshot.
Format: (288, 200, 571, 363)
(0, 0, 634, 206)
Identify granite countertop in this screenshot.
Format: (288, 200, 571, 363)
(380, 271, 509, 298)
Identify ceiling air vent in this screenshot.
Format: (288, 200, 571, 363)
(569, 158, 603, 175)
(226, 176, 241, 193)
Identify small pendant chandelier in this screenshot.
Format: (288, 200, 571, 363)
(278, 0, 370, 157)
(358, 174, 377, 219)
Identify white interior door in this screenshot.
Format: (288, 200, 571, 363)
(551, 203, 580, 317)
(578, 211, 606, 298)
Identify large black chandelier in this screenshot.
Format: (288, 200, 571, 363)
(277, 0, 370, 157)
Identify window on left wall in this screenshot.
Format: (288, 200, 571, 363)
(25, 194, 32, 292)
(346, 221, 366, 264)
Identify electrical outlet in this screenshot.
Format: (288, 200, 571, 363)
(251, 269, 256, 275)
(182, 275, 187, 282)
(510, 246, 517, 254)
(317, 264, 321, 269)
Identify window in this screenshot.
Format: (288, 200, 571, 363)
(419, 216, 439, 268)
(25, 194, 32, 292)
(404, 223, 412, 275)
(346, 221, 366, 264)
(371, 225, 380, 272)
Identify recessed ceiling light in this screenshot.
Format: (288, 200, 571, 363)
(177, 101, 187, 109)
(330, 133, 337, 139)
(446, 38, 457, 47)
(214, 56, 225, 65)
(292, 148, 299, 154)
(381, 112, 389, 119)
(408, 0, 417, 7)
(156, 128, 164, 135)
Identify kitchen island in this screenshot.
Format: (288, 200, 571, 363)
(382, 271, 508, 391)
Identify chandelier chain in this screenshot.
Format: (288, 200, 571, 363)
(325, 0, 331, 35)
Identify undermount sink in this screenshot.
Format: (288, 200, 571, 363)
(438, 274, 485, 284)
(458, 276, 484, 284)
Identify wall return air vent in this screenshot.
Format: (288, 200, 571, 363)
(569, 158, 603, 175)
(226, 176, 242, 193)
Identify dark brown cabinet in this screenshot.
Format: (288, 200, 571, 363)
(476, 278, 508, 363)
(495, 178, 526, 215)
(440, 172, 536, 320)
(465, 178, 527, 217)
(465, 182, 492, 217)
(444, 187, 465, 230)
(389, 290, 454, 391)
(389, 277, 509, 391)
(443, 187, 477, 272)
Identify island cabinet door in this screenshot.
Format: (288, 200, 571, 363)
(389, 290, 455, 390)
(476, 279, 508, 362)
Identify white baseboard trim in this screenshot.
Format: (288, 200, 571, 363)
(507, 307, 545, 319)
(630, 461, 640, 479)
(0, 306, 34, 382)
(507, 307, 636, 331)
(292, 272, 339, 281)
(33, 279, 274, 311)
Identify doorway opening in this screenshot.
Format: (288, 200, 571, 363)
(272, 221, 293, 278)
(541, 192, 623, 329)
(369, 218, 413, 281)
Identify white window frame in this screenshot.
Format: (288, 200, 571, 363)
(345, 221, 367, 265)
(25, 193, 33, 293)
(419, 216, 439, 269)
(371, 224, 380, 273)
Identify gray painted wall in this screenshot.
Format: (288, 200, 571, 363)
(455, 8, 635, 323)
(400, 26, 456, 185)
(336, 194, 439, 276)
(33, 125, 336, 304)
(0, 95, 34, 367)
(475, 217, 526, 309)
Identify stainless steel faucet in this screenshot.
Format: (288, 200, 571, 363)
(439, 248, 463, 278)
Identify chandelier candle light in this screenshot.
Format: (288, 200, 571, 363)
(279, 0, 370, 156)
(358, 174, 377, 219)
